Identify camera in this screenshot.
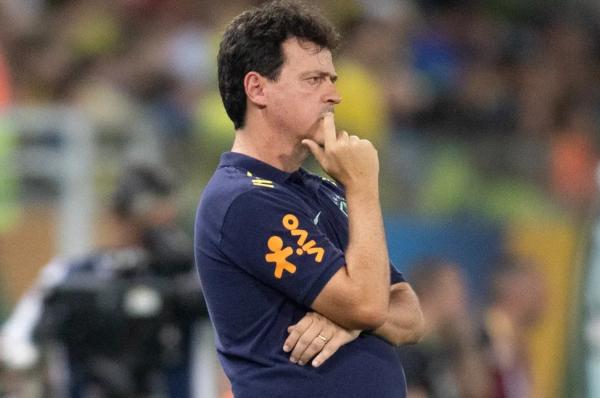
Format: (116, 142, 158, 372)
(36, 226, 206, 397)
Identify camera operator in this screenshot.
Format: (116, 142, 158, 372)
(0, 164, 205, 397)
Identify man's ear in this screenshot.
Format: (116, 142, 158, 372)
(244, 71, 267, 108)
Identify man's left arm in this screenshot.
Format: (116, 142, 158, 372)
(370, 282, 425, 346)
(284, 282, 424, 367)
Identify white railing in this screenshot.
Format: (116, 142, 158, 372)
(9, 106, 96, 259)
(8, 105, 163, 258)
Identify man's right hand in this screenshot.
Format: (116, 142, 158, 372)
(303, 114, 390, 331)
(302, 113, 379, 192)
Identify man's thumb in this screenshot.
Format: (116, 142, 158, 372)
(302, 139, 323, 161)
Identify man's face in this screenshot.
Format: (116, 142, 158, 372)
(263, 37, 341, 145)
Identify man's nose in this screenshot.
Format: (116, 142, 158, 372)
(324, 82, 342, 105)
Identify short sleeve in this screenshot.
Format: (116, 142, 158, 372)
(219, 189, 346, 307)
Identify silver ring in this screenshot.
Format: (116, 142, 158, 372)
(317, 334, 328, 342)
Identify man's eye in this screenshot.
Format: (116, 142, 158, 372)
(307, 76, 321, 85)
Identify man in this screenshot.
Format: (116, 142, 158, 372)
(1, 165, 202, 397)
(194, 1, 424, 397)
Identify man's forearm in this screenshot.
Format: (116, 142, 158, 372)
(371, 282, 425, 346)
(310, 185, 394, 330)
(305, 116, 390, 329)
(344, 185, 390, 316)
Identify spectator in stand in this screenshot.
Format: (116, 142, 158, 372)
(485, 256, 547, 398)
(397, 258, 492, 398)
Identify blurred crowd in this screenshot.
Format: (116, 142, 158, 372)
(1, 0, 599, 218)
(0, 0, 597, 396)
(397, 256, 547, 398)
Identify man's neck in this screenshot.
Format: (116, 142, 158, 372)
(231, 125, 308, 173)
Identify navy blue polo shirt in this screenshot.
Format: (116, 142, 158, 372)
(194, 152, 407, 398)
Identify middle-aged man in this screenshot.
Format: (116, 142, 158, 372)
(194, 1, 425, 397)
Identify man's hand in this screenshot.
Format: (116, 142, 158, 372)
(302, 112, 379, 191)
(283, 312, 360, 368)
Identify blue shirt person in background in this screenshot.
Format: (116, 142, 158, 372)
(194, 1, 425, 397)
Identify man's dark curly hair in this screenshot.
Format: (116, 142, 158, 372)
(217, 0, 341, 130)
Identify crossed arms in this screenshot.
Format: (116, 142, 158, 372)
(283, 281, 424, 368)
(288, 113, 425, 367)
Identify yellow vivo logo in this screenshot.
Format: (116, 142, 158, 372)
(265, 214, 325, 279)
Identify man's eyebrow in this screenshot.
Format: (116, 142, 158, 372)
(301, 71, 338, 81)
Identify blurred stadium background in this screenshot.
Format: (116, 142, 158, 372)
(1, 0, 600, 396)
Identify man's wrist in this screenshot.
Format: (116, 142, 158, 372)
(344, 181, 379, 203)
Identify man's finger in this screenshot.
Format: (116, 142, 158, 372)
(339, 130, 349, 142)
(297, 326, 333, 365)
(286, 314, 322, 364)
(301, 139, 324, 163)
(320, 112, 337, 146)
(289, 325, 321, 365)
(311, 335, 343, 368)
(283, 316, 313, 353)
